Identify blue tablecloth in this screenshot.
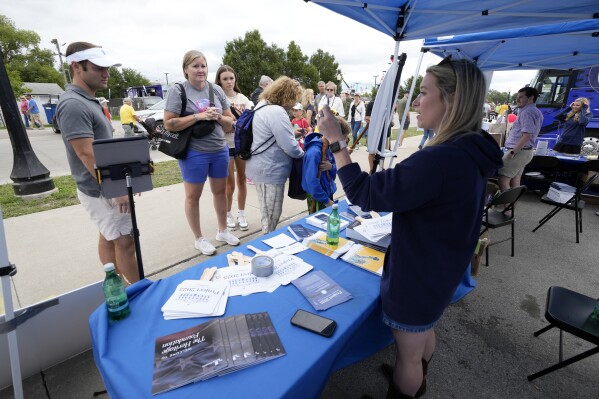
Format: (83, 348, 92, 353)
(89, 205, 393, 399)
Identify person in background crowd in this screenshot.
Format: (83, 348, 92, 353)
(314, 81, 326, 109)
(342, 90, 352, 117)
(318, 81, 345, 117)
(396, 92, 411, 149)
(56, 41, 139, 284)
(119, 98, 140, 137)
(497, 101, 509, 123)
(302, 116, 351, 213)
(291, 102, 310, 142)
(250, 75, 273, 105)
(163, 50, 239, 255)
(215, 64, 252, 232)
(348, 93, 366, 146)
(418, 129, 435, 150)
(98, 98, 115, 132)
(552, 97, 592, 155)
(497, 87, 543, 192)
(19, 95, 31, 129)
(318, 57, 503, 399)
(245, 76, 304, 233)
(25, 94, 43, 129)
(301, 88, 316, 129)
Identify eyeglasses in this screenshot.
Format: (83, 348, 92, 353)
(326, 89, 335, 92)
(439, 56, 456, 78)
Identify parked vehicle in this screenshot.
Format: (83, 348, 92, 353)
(531, 66, 599, 148)
(136, 99, 165, 133)
(125, 84, 165, 99)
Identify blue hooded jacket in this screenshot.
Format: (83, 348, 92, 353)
(301, 132, 337, 204)
(338, 131, 504, 325)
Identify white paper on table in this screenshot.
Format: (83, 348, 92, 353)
(272, 242, 308, 255)
(213, 265, 281, 296)
(360, 213, 393, 237)
(163, 285, 230, 319)
(160, 280, 228, 315)
(270, 253, 313, 285)
(262, 233, 297, 248)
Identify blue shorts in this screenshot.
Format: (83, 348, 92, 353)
(178, 147, 229, 184)
(382, 310, 439, 333)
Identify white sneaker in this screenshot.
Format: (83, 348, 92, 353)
(194, 237, 216, 255)
(246, 177, 255, 185)
(237, 215, 249, 231)
(227, 214, 237, 230)
(216, 229, 240, 246)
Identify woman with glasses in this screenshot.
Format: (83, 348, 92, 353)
(317, 58, 503, 398)
(317, 81, 345, 117)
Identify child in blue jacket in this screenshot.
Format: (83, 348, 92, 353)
(301, 117, 351, 213)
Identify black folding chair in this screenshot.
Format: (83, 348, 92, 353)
(532, 160, 599, 243)
(480, 185, 527, 266)
(527, 286, 599, 381)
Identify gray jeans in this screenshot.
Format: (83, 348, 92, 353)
(122, 124, 135, 137)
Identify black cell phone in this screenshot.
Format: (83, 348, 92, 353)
(290, 309, 337, 337)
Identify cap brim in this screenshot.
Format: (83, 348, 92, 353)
(87, 56, 121, 68)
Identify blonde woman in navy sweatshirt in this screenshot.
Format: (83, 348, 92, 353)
(317, 58, 503, 398)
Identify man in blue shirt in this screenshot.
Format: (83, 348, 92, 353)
(25, 94, 43, 129)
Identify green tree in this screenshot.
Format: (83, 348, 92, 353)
(282, 41, 307, 81)
(96, 67, 151, 99)
(0, 15, 62, 95)
(309, 49, 339, 86)
(399, 75, 423, 98)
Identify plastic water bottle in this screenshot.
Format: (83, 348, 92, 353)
(102, 263, 130, 322)
(327, 204, 340, 246)
(590, 301, 599, 325)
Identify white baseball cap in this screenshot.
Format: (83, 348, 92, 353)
(65, 47, 121, 68)
(292, 103, 303, 110)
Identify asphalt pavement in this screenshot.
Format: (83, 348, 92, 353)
(1, 120, 598, 398)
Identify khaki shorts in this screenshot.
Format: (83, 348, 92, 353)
(77, 189, 132, 241)
(498, 150, 534, 178)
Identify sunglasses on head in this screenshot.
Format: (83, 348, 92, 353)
(439, 56, 456, 78)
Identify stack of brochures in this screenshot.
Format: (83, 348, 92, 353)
(287, 224, 318, 241)
(341, 244, 385, 276)
(302, 231, 354, 259)
(161, 280, 230, 320)
(546, 182, 576, 203)
(306, 212, 350, 231)
(152, 312, 286, 395)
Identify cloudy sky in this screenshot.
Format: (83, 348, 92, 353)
(5, 0, 535, 94)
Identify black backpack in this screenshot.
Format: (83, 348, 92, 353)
(234, 104, 273, 160)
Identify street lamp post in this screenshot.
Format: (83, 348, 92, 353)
(373, 75, 379, 88)
(0, 49, 56, 197)
(164, 73, 169, 86)
(51, 39, 69, 87)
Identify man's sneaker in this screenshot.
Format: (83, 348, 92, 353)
(246, 177, 255, 185)
(238, 215, 249, 231)
(216, 229, 240, 246)
(227, 214, 237, 230)
(195, 237, 216, 255)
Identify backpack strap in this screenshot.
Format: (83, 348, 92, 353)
(176, 83, 188, 116)
(207, 82, 215, 106)
(250, 104, 276, 156)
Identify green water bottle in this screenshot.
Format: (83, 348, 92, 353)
(590, 301, 599, 326)
(103, 263, 130, 322)
(326, 203, 340, 246)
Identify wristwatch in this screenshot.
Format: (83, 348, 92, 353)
(329, 140, 347, 153)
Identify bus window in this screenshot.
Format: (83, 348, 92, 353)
(535, 74, 570, 106)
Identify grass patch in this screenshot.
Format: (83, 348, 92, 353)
(0, 160, 183, 219)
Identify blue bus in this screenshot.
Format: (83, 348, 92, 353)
(531, 66, 599, 147)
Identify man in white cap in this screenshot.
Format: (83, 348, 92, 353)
(56, 42, 139, 284)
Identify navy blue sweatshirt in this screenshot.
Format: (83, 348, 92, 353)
(338, 131, 503, 325)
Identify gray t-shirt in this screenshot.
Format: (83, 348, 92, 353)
(56, 84, 113, 197)
(165, 81, 228, 153)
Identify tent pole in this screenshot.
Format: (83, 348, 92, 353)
(379, 41, 402, 171)
(389, 47, 427, 168)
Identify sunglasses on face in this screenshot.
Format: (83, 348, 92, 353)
(326, 89, 335, 92)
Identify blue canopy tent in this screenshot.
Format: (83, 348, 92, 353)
(423, 19, 599, 71)
(305, 0, 599, 169)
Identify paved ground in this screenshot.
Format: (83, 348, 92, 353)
(1, 119, 598, 398)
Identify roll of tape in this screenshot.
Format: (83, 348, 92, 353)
(251, 255, 274, 277)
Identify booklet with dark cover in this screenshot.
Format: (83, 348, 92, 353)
(287, 224, 318, 241)
(152, 312, 285, 395)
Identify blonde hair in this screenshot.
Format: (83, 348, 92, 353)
(260, 76, 302, 108)
(325, 81, 337, 92)
(301, 88, 314, 109)
(426, 58, 486, 146)
(566, 97, 591, 122)
(182, 50, 206, 80)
